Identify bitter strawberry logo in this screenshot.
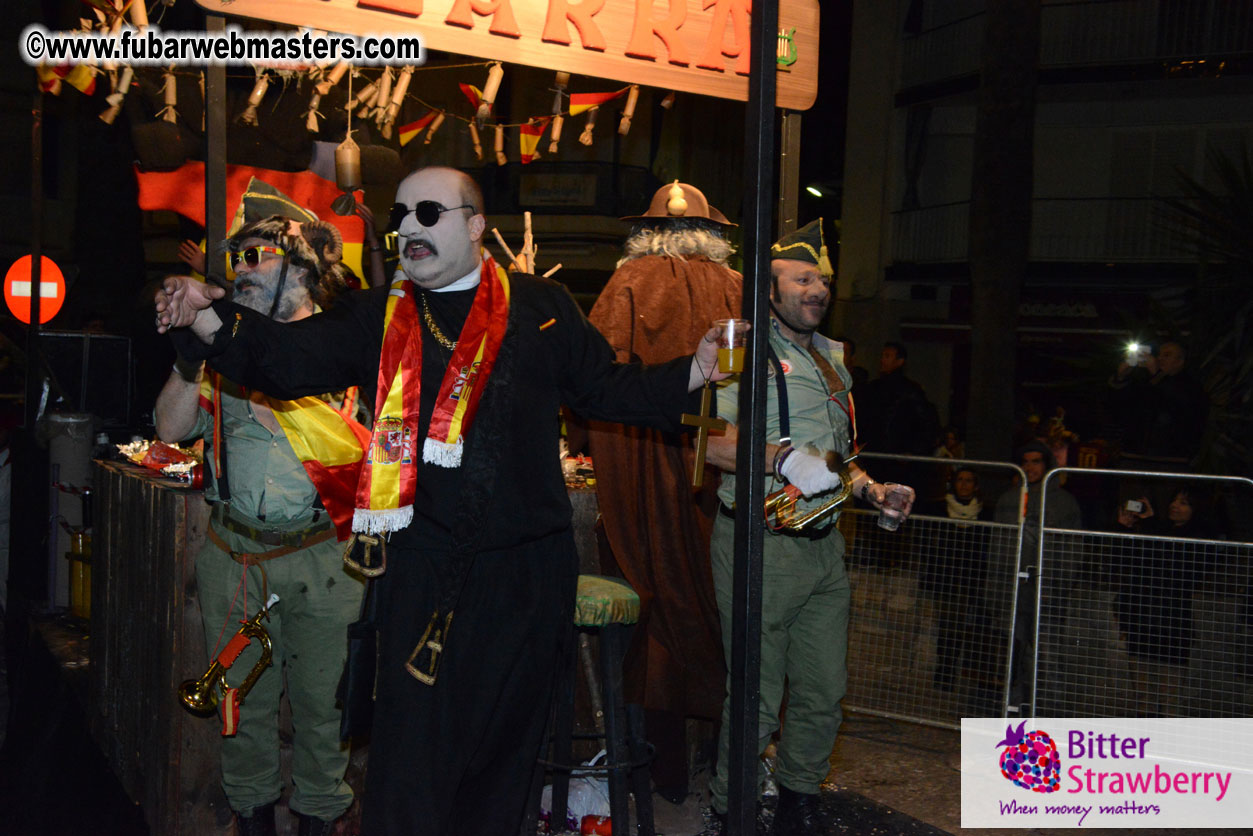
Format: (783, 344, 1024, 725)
(996, 721, 1061, 793)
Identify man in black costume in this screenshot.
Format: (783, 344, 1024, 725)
(155, 166, 725, 836)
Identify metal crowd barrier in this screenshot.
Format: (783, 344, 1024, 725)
(1032, 468, 1253, 719)
(840, 453, 1027, 730)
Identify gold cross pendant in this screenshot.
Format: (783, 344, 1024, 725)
(680, 382, 727, 488)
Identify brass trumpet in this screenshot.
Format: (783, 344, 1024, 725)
(764, 453, 856, 532)
(179, 598, 276, 717)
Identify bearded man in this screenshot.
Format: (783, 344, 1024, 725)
(155, 213, 365, 836)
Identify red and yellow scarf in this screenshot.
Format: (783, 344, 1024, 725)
(353, 254, 511, 534)
(200, 373, 370, 540)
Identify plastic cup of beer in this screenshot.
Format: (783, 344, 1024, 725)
(877, 484, 912, 531)
(714, 318, 751, 374)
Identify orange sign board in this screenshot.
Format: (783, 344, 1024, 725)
(4, 255, 66, 324)
(194, 0, 820, 111)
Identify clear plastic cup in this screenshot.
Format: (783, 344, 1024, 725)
(877, 484, 912, 531)
(713, 318, 751, 373)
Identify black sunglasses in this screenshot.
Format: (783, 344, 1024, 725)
(388, 201, 476, 232)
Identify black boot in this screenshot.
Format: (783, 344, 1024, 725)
(234, 802, 277, 836)
(771, 785, 820, 835)
(296, 812, 336, 836)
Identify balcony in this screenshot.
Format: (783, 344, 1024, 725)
(900, 0, 1253, 90)
(890, 197, 1199, 265)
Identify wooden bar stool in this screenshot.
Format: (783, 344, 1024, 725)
(544, 575, 654, 835)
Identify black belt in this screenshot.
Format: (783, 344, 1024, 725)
(211, 503, 331, 547)
(719, 503, 834, 541)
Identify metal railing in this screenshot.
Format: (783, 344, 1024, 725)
(841, 453, 1026, 730)
(1032, 468, 1253, 719)
(839, 456, 1253, 729)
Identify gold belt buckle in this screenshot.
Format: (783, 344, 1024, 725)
(343, 533, 387, 577)
(405, 610, 453, 686)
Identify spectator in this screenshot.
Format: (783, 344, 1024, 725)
(919, 468, 993, 702)
(1108, 340, 1208, 470)
(994, 441, 1082, 706)
(833, 335, 869, 391)
(857, 341, 939, 487)
(1110, 488, 1213, 715)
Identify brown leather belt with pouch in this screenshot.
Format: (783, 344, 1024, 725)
(208, 504, 336, 566)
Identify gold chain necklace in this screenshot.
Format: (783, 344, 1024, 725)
(419, 292, 457, 351)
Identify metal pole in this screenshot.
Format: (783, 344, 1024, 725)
(203, 13, 230, 499)
(204, 14, 228, 283)
(25, 91, 44, 430)
(777, 111, 802, 238)
(728, 0, 779, 832)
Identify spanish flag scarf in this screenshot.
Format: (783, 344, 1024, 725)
(201, 373, 370, 540)
(353, 254, 511, 534)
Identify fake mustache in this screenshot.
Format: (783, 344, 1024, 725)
(402, 235, 438, 257)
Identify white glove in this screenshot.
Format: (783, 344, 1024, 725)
(779, 449, 841, 498)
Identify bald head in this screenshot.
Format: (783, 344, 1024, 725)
(394, 166, 486, 288)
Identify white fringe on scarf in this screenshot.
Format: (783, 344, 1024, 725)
(353, 505, 413, 534)
(423, 436, 464, 468)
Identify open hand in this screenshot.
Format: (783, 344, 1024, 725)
(177, 239, 208, 275)
(154, 275, 226, 333)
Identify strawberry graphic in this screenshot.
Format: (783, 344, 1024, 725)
(995, 721, 1061, 793)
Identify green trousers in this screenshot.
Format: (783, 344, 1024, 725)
(708, 513, 850, 810)
(195, 519, 364, 820)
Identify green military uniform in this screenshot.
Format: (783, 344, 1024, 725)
(188, 379, 363, 820)
(708, 312, 854, 810)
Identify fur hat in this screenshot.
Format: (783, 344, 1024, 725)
(771, 218, 834, 276)
(621, 180, 735, 227)
(223, 215, 348, 306)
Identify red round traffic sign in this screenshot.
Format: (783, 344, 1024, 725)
(4, 255, 66, 324)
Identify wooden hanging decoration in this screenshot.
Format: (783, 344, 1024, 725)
(618, 85, 639, 136)
(238, 69, 270, 126)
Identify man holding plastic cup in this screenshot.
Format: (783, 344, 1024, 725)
(704, 219, 914, 834)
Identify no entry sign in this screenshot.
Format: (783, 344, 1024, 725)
(4, 255, 66, 324)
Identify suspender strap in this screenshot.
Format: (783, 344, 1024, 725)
(766, 344, 790, 446)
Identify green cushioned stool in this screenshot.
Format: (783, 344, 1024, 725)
(543, 575, 654, 836)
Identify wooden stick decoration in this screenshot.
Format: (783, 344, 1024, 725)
(469, 121, 483, 161)
(130, 0, 150, 29)
(238, 69, 270, 126)
(660, 91, 676, 109)
(542, 263, 563, 279)
(494, 124, 506, 165)
(373, 67, 393, 128)
(199, 72, 205, 130)
(521, 211, 534, 274)
(423, 111, 446, 145)
(317, 62, 351, 96)
(618, 85, 639, 135)
(579, 106, 598, 146)
(381, 66, 414, 140)
(477, 62, 504, 126)
(347, 70, 378, 113)
(548, 115, 564, 154)
(491, 228, 518, 269)
(551, 71, 569, 114)
(159, 65, 178, 123)
(99, 66, 133, 125)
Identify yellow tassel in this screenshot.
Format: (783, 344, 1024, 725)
(817, 244, 833, 277)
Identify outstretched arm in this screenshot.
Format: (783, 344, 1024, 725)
(154, 275, 227, 340)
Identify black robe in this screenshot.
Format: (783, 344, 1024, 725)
(172, 273, 697, 836)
